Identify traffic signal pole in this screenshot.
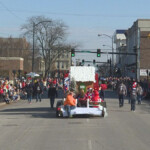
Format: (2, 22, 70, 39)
(74, 50, 137, 56)
(70, 49, 137, 77)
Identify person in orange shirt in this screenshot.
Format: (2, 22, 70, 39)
(64, 89, 76, 117)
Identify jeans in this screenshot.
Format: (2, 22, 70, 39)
(50, 96, 55, 108)
(119, 94, 124, 107)
(64, 105, 75, 117)
(27, 95, 32, 103)
(131, 96, 136, 111)
(36, 93, 41, 102)
(137, 94, 142, 104)
(99, 90, 105, 100)
(128, 93, 131, 104)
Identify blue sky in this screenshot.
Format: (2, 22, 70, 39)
(0, 0, 150, 62)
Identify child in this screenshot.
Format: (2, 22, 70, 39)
(4, 93, 10, 104)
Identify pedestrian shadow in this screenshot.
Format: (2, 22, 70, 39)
(0, 107, 57, 119)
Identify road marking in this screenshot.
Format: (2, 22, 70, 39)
(86, 118, 90, 123)
(88, 140, 92, 150)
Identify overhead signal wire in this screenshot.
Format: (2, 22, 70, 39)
(0, 1, 23, 20)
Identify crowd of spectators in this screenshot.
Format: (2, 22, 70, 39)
(99, 76, 150, 100)
(1, 75, 150, 105)
(0, 77, 63, 104)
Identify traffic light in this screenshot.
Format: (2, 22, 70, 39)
(71, 49, 75, 57)
(93, 59, 96, 64)
(97, 49, 101, 57)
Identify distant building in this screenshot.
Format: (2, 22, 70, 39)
(114, 19, 150, 81)
(114, 30, 127, 77)
(0, 37, 32, 73)
(0, 57, 23, 80)
(34, 57, 45, 76)
(53, 50, 71, 78)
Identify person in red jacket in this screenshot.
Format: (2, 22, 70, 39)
(99, 81, 107, 100)
(0, 85, 4, 101)
(91, 90, 104, 108)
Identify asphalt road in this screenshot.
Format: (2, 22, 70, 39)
(0, 90, 150, 150)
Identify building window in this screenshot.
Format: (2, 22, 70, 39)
(66, 52, 69, 58)
(66, 62, 68, 69)
(62, 50, 64, 58)
(62, 62, 64, 68)
(57, 62, 59, 69)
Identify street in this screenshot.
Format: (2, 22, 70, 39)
(0, 90, 150, 150)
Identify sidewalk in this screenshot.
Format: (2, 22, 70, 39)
(0, 99, 20, 107)
(0, 102, 6, 107)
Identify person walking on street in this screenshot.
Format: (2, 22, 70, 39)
(34, 82, 43, 102)
(25, 82, 33, 104)
(131, 82, 138, 111)
(117, 81, 127, 107)
(48, 84, 57, 109)
(136, 83, 143, 104)
(99, 81, 107, 101)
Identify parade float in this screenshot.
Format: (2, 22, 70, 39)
(56, 66, 107, 118)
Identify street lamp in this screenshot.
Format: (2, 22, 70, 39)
(98, 34, 114, 67)
(32, 20, 52, 72)
(102, 44, 112, 49)
(102, 44, 112, 61)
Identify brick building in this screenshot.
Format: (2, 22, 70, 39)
(0, 57, 23, 80)
(114, 19, 150, 81)
(0, 37, 32, 73)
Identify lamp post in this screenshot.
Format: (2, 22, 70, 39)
(32, 20, 52, 72)
(98, 34, 114, 68)
(102, 44, 112, 60)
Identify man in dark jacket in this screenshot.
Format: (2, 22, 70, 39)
(25, 82, 33, 104)
(48, 84, 57, 109)
(117, 82, 127, 107)
(34, 82, 43, 102)
(131, 82, 138, 111)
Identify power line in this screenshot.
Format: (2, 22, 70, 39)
(0, 1, 23, 20)
(1, 8, 150, 18)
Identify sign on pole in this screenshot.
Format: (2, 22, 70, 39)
(140, 69, 149, 76)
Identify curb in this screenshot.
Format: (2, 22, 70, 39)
(0, 102, 6, 107)
(0, 99, 21, 107)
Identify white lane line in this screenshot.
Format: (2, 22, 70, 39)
(86, 118, 90, 123)
(88, 140, 92, 150)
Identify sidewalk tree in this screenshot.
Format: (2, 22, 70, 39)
(21, 16, 71, 77)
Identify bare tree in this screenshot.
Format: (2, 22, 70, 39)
(21, 16, 71, 77)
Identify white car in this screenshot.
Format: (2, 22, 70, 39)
(56, 99, 107, 118)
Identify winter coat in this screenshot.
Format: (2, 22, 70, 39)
(64, 94, 76, 106)
(131, 88, 138, 98)
(48, 87, 57, 98)
(34, 84, 43, 94)
(118, 83, 127, 96)
(25, 84, 33, 96)
(137, 86, 143, 96)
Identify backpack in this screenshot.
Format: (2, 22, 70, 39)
(37, 86, 40, 91)
(119, 85, 124, 94)
(119, 84, 126, 95)
(137, 86, 143, 95)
